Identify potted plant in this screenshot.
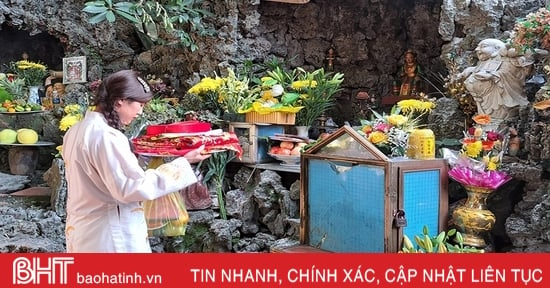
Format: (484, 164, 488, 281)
(240, 65, 344, 129)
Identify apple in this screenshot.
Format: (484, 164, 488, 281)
(280, 141, 295, 150)
(269, 146, 281, 154)
(279, 148, 291, 155)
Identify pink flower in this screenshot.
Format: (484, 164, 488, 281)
(486, 131, 502, 141)
(374, 122, 391, 132)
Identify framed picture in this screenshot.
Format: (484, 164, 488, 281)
(62, 56, 87, 84)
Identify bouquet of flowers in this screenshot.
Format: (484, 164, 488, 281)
(10, 60, 49, 87)
(239, 66, 344, 127)
(442, 114, 511, 190)
(357, 99, 434, 157)
(238, 66, 304, 115)
(187, 68, 259, 117)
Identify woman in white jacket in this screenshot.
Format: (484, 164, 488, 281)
(62, 70, 210, 252)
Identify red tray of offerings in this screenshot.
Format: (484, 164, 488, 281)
(132, 130, 243, 158)
(145, 121, 211, 136)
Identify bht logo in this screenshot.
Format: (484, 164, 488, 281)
(12, 256, 74, 285)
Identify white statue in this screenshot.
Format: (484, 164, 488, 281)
(455, 38, 532, 127)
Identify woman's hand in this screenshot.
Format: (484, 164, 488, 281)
(183, 145, 211, 164)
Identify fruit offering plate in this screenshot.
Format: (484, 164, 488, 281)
(268, 153, 300, 165)
(0, 110, 47, 115)
(0, 141, 56, 146)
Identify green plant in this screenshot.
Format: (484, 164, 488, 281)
(83, 0, 214, 51)
(0, 74, 26, 100)
(218, 68, 260, 114)
(294, 68, 344, 127)
(401, 225, 484, 253)
(242, 65, 344, 126)
(200, 151, 236, 220)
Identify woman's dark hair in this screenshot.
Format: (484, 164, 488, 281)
(92, 70, 153, 129)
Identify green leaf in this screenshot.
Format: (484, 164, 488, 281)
(83, 6, 108, 13)
(414, 235, 426, 250)
(106, 10, 116, 22)
(435, 231, 446, 244)
(455, 231, 464, 244)
(88, 12, 108, 24)
(84, 1, 107, 6)
(447, 228, 456, 236)
(282, 92, 300, 105)
(116, 10, 139, 24)
(114, 2, 135, 10)
(402, 235, 414, 250)
(263, 79, 278, 86)
(424, 234, 433, 252)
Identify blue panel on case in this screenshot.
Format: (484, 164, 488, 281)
(307, 159, 385, 252)
(402, 170, 440, 241)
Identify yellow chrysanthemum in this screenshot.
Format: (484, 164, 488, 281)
(464, 141, 483, 158)
(397, 99, 435, 114)
(16, 60, 47, 71)
(387, 114, 408, 126)
(63, 104, 82, 114)
(59, 114, 83, 132)
(187, 77, 223, 95)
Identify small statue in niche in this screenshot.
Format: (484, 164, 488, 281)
(454, 38, 533, 128)
(326, 47, 335, 71)
(393, 49, 422, 97)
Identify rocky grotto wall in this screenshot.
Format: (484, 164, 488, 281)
(1, 0, 550, 252)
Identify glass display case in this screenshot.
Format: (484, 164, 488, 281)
(300, 126, 448, 252)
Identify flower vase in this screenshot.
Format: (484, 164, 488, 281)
(295, 125, 310, 139)
(452, 185, 496, 248)
(28, 86, 42, 105)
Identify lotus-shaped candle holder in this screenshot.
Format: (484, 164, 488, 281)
(448, 166, 511, 191)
